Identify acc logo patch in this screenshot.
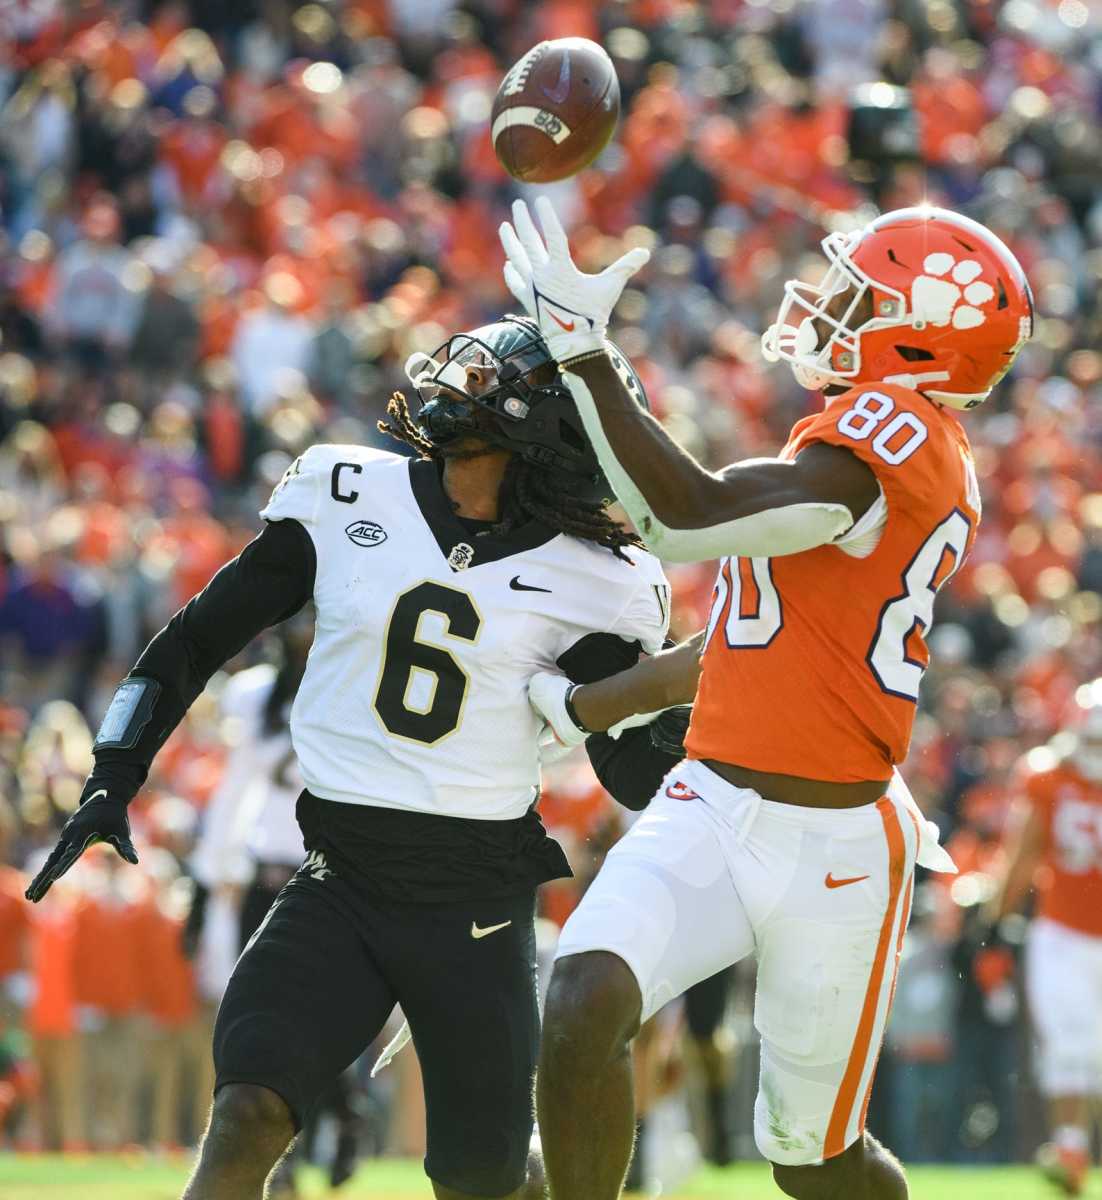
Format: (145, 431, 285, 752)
(345, 520, 387, 548)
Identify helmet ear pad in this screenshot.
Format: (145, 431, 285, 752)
(484, 376, 605, 488)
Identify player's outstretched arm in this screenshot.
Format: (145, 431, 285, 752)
(574, 631, 702, 733)
(986, 795, 1046, 924)
(566, 360, 879, 562)
(499, 198, 879, 563)
(533, 634, 702, 810)
(530, 632, 702, 747)
(25, 520, 314, 902)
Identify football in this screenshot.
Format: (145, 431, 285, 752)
(491, 38, 620, 183)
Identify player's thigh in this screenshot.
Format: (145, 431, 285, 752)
(556, 791, 755, 1022)
(213, 875, 395, 1129)
(385, 889, 538, 1198)
(1026, 918, 1102, 1093)
(752, 798, 918, 1167)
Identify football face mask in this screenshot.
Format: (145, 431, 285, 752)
(404, 315, 647, 503)
(762, 207, 1034, 410)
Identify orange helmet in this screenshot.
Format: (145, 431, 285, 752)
(761, 207, 1034, 410)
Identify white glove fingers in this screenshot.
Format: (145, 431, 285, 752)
(498, 219, 532, 275)
(534, 195, 571, 259)
(503, 261, 533, 313)
(602, 245, 651, 284)
(511, 199, 549, 267)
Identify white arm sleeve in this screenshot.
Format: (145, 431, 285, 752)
(563, 367, 854, 562)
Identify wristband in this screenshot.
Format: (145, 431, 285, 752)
(563, 685, 594, 736)
(559, 349, 609, 369)
(94, 678, 161, 751)
(92, 674, 187, 779)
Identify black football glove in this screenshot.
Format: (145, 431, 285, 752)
(25, 768, 141, 903)
(649, 705, 693, 756)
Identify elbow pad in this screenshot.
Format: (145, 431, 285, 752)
(563, 368, 853, 561)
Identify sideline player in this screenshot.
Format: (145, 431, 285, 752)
(500, 198, 1033, 1199)
(990, 692, 1102, 1196)
(24, 316, 685, 1200)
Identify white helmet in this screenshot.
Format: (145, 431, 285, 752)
(1072, 684, 1102, 782)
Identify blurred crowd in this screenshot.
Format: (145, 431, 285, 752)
(0, 0, 1100, 1168)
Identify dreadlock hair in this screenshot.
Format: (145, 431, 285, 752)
(379, 391, 643, 560)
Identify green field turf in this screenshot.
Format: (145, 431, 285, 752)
(0, 1155, 1095, 1200)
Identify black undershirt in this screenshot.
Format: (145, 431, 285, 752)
(105, 518, 680, 901)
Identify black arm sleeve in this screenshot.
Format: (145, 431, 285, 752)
(555, 633, 683, 812)
(95, 519, 316, 785)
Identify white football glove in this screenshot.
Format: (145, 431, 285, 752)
(529, 669, 665, 756)
(537, 727, 577, 766)
(529, 670, 588, 750)
(499, 196, 650, 363)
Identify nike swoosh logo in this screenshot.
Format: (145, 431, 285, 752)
(541, 51, 571, 105)
(510, 576, 552, 593)
(549, 310, 575, 332)
(665, 781, 701, 801)
(471, 920, 512, 939)
(87, 789, 108, 803)
(825, 873, 870, 889)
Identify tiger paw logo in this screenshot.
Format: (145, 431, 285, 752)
(911, 254, 996, 331)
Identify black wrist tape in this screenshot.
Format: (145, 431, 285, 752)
(563, 685, 594, 736)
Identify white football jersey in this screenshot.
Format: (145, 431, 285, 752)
(190, 665, 305, 887)
(260, 444, 670, 820)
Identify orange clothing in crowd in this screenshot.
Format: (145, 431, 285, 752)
(1024, 763, 1102, 938)
(152, 511, 234, 607)
(159, 120, 229, 208)
(28, 901, 79, 1038)
(0, 866, 30, 980)
(140, 906, 197, 1029)
(912, 74, 988, 166)
(943, 828, 1003, 882)
(72, 892, 152, 1017)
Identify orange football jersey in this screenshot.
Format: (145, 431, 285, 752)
(1024, 763, 1102, 937)
(686, 383, 980, 783)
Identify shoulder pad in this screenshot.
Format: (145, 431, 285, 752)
(260, 444, 402, 525)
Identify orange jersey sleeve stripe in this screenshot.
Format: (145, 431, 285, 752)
(824, 797, 907, 1159)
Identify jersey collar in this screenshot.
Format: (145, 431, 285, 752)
(408, 458, 559, 571)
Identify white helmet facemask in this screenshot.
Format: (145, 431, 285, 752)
(761, 229, 907, 391)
